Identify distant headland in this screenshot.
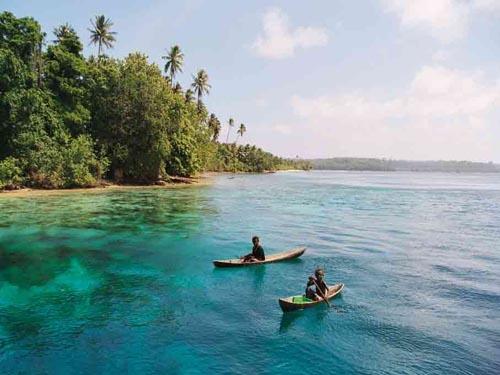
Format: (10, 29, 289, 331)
(306, 158, 500, 173)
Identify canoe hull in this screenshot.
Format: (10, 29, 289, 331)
(213, 247, 306, 268)
(279, 283, 344, 312)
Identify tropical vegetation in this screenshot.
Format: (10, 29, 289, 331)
(88, 15, 116, 57)
(0, 12, 309, 190)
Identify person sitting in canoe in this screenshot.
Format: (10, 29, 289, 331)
(305, 268, 329, 301)
(241, 236, 265, 262)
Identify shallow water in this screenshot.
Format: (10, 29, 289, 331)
(0, 171, 499, 374)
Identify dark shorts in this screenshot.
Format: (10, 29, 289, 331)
(305, 289, 317, 300)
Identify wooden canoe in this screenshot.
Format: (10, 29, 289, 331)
(213, 247, 306, 268)
(279, 283, 344, 312)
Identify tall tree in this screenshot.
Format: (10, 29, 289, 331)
(0, 12, 45, 157)
(53, 23, 82, 52)
(45, 23, 90, 134)
(235, 123, 246, 144)
(88, 15, 116, 56)
(173, 82, 182, 94)
(225, 118, 234, 143)
(87, 53, 171, 181)
(191, 69, 210, 107)
(162, 45, 183, 87)
(208, 113, 221, 142)
(185, 89, 194, 103)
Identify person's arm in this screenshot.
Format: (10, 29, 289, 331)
(315, 280, 326, 295)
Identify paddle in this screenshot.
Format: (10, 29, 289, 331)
(312, 279, 330, 307)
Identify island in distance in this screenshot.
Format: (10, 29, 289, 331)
(307, 158, 500, 173)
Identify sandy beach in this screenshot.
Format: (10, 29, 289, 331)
(0, 175, 213, 198)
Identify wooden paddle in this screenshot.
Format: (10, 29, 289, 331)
(312, 279, 330, 307)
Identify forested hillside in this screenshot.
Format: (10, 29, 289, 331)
(309, 158, 500, 172)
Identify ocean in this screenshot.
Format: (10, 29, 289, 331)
(0, 171, 499, 374)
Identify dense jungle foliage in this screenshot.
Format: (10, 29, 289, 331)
(0, 12, 309, 189)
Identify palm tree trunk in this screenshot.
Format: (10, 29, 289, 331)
(98, 40, 102, 57)
(226, 128, 231, 143)
(197, 93, 202, 112)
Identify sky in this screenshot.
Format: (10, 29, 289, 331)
(2, 0, 500, 162)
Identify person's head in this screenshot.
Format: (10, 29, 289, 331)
(252, 236, 260, 246)
(315, 268, 325, 280)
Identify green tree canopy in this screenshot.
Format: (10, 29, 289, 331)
(45, 24, 90, 135)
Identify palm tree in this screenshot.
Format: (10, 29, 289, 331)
(185, 89, 194, 103)
(235, 123, 246, 144)
(88, 15, 117, 56)
(53, 24, 81, 54)
(162, 45, 184, 87)
(173, 82, 183, 94)
(208, 113, 221, 142)
(54, 24, 72, 42)
(225, 118, 234, 143)
(191, 69, 211, 106)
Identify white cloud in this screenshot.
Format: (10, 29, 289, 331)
(252, 7, 329, 59)
(382, 0, 469, 42)
(293, 65, 500, 120)
(291, 65, 500, 160)
(382, 0, 500, 43)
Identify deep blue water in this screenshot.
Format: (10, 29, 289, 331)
(0, 171, 499, 374)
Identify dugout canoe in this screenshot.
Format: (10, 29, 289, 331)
(213, 247, 306, 268)
(279, 283, 344, 312)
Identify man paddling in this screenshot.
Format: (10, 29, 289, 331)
(305, 268, 329, 301)
(242, 236, 265, 262)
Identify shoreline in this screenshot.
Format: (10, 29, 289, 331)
(0, 175, 214, 198)
(0, 170, 310, 198)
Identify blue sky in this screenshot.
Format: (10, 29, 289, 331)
(3, 0, 500, 161)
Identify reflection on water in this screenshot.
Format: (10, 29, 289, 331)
(278, 296, 342, 334)
(279, 310, 302, 333)
(251, 266, 266, 291)
(0, 187, 216, 234)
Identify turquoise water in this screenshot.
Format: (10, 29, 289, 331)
(0, 171, 499, 374)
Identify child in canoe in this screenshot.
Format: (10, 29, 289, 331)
(241, 236, 265, 262)
(305, 268, 329, 301)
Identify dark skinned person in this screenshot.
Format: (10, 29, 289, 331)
(241, 236, 265, 262)
(305, 268, 329, 301)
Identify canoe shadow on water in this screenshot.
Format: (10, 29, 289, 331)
(211, 257, 306, 292)
(210, 257, 304, 277)
(279, 307, 329, 333)
(278, 295, 346, 334)
(212, 264, 267, 290)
